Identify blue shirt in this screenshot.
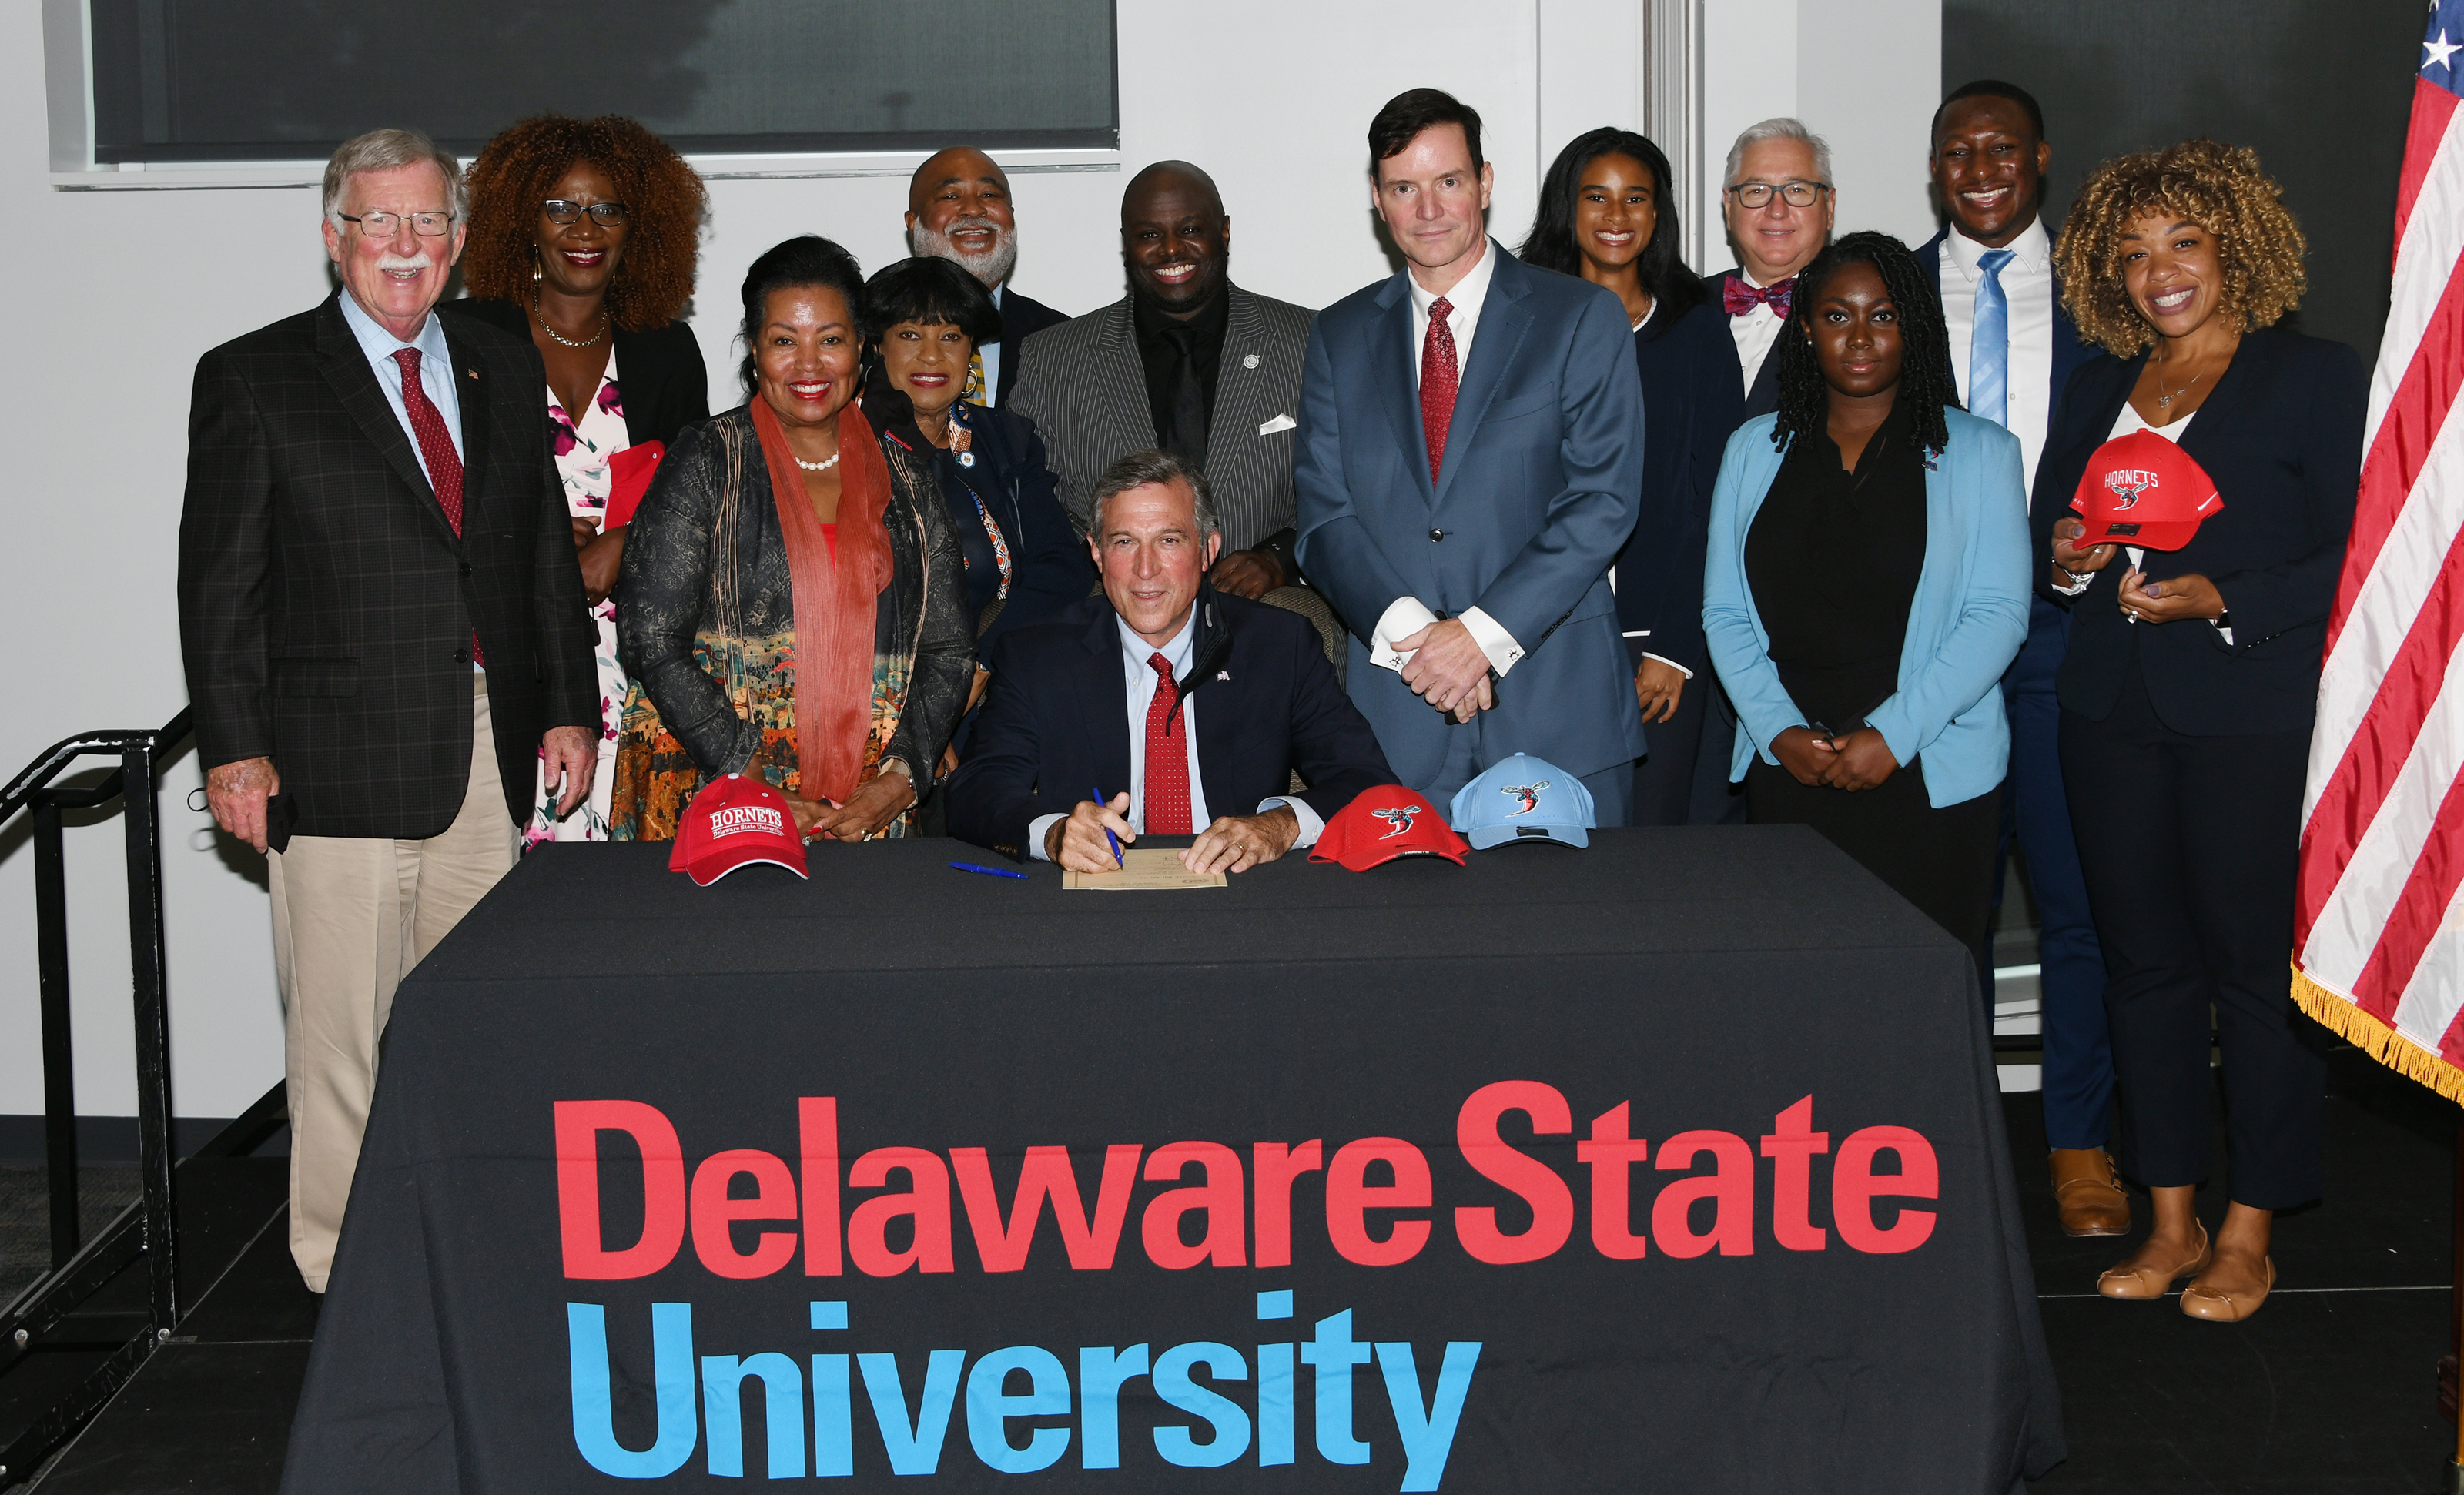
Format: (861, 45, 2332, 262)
(336, 289, 464, 485)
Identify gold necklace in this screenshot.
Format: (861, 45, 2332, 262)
(533, 296, 608, 350)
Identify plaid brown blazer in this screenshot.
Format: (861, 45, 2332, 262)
(176, 293, 599, 841)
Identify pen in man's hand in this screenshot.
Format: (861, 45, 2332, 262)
(1091, 786, 1123, 867)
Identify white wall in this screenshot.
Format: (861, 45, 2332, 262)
(0, 0, 1936, 1125)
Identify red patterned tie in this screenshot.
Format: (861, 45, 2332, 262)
(1142, 652, 1192, 835)
(392, 347, 482, 666)
(1420, 295, 1458, 483)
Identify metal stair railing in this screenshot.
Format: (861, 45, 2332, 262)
(0, 709, 192, 1483)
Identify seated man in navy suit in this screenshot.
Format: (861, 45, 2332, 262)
(947, 449, 1393, 874)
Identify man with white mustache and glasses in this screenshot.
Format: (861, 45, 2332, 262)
(904, 146, 1068, 407)
(176, 128, 599, 1293)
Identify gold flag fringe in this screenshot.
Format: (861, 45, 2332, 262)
(2291, 961, 2464, 1108)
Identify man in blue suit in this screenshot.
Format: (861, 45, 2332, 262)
(1920, 79, 2118, 1239)
(947, 449, 1392, 873)
(1294, 89, 1648, 817)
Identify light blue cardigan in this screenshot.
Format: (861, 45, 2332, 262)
(1700, 406, 2030, 808)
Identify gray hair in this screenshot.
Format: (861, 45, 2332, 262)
(323, 128, 466, 227)
(1723, 117, 1833, 187)
(1087, 449, 1222, 540)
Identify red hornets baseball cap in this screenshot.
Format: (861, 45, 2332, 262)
(2068, 428, 2225, 553)
(668, 774, 808, 885)
(1311, 786, 1468, 871)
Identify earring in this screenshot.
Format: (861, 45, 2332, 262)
(531, 246, 544, 284)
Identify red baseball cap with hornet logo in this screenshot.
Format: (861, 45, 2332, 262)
(1311, 785, 1467, 871)
(2068, 428, 2225, 553)
(669, 774, 809, 885)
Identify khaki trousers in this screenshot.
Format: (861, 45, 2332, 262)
(269, 676, 517, 1290)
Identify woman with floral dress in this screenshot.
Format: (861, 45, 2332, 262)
(440, 114, 709, 843)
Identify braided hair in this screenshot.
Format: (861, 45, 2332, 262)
(1769, 230, 1959, 456)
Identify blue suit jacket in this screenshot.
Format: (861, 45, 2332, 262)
(1293, 244, 1649, 785)
(1915, 226, 2099, 479)
(1702, 407, 2032, 808)
(944, 590, 1395, 859)
(939, 401, 1092, 661)
(1619, 296, 1749, 677)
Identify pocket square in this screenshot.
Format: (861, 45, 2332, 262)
(1258, 413, 1296, 436)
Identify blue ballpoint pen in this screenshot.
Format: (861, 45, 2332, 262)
(1091, 786, 1123, 867)
(949, 861, 1029, 880)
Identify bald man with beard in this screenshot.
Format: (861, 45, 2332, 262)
(1012, 161, 1317, 606)
(906, 146, 1068, 406)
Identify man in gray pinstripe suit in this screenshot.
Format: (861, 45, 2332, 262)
(1010, 162, 1315, 604)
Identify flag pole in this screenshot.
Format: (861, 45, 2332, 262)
(2452, 1113, 2463, 1492)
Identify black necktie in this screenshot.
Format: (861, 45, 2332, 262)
(1158, 323, 1207, 467)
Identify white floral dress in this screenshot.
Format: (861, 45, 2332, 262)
(524, 352, 629, 847)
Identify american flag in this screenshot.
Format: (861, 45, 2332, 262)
(2293, 0, 2464, 1103)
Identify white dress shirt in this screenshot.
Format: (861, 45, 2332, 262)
(1370, 237, 1526, 681)
(1726, 268, 1789, 399)
(337, 290, 464, 480)
(1027, 607, 1324, 858)
(1940, 217, 2056, 494)
(980, 285, 1006, 407)
(339, 290, 477, 669)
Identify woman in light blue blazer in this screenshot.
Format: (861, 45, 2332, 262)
(1702, 232, 2030, 955)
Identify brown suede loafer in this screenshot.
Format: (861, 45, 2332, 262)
(2181, 1256, 2275, 1322)
(2051, 1148, 2131, 1237)
(2096, 1222, 2211, 1299)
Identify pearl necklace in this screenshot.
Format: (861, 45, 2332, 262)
(795, 450, 841, 473)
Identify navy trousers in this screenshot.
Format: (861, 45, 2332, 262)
(2002, 597, 2114, 1149)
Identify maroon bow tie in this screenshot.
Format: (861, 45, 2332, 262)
(1723, 275, 1794, 318)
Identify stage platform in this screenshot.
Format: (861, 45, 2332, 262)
(0, 1055, 2452, 1493)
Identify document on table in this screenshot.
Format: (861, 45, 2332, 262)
(1062, 847, 1228, 890)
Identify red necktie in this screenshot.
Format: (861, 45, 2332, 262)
(1420, 295, 1458, 484)
(392, 347, 482, 666)
(1142, 652, 1192, 835)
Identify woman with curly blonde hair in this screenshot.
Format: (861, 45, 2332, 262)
(440, 115, 710, 844)
(2030, 138, 2364, 1321)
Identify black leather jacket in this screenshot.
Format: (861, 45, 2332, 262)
(615, 398, 974, 785)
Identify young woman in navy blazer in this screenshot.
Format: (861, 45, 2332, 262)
(1702, 232, 2030, 958)
(2035, 139, 2364, 1321)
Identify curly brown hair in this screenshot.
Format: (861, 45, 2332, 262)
(460, 115, 706, 332)
(2053, 138, 2307, 356)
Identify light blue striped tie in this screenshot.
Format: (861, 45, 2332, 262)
(1969, 249, 2015, 427)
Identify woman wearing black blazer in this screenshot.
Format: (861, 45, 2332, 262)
(1518, 128, 1748, 824)
(859, 258, 1090, 781)
(2034, 140, 2363, 1320)
(441, 115, 710, 842)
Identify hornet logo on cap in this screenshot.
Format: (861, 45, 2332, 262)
(1502, 783, 1549, 817)
(2104, 469, 2158, 510)
(1371, 805, 1420, 839)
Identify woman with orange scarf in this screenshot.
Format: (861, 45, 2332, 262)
(611, 236, 973, 840)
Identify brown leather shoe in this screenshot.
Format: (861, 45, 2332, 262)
(2097, 1222, 2211, 1299)
(2181, 1256, 2275, 1322)
(2051, 1149, 2131, 1237)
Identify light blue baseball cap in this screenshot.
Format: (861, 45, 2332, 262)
(1447, 752, 1595, 850)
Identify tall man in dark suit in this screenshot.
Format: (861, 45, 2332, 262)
(906, 146, 1068, 407)
(1010, 162, 1314, 600)
(948, 450, 1391, 872)
(1294, 89, 1646, 817)
(1709, 117, 1835, 419)
(1919, 80, 2116, 1237)
(178, 129, 599, 1291)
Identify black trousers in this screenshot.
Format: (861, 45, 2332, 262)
(1746, 758, 2000, 955)
(2059, 663, 2325, 1209)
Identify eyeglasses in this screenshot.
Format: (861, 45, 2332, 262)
(1726, 180, 1831, 209)
(543, 200, 631, 227)
(338, 209, 455, 238)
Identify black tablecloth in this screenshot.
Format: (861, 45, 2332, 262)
(282, 827, 2062, 1492)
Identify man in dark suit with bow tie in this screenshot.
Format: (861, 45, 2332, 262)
(177, 129, 598, 1291)
(1708, 117, 1836, 419)
(1917, 80, 2117, 1239)
(946, 449, 1391, 873)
